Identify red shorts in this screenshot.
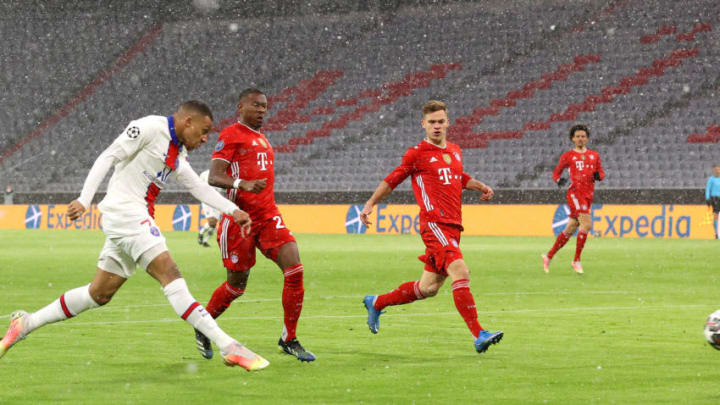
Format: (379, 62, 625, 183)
(417, 222, 464, 277)
(217, 214, 296, 272)
(566, 191, 593, 218)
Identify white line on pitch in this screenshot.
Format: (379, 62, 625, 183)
(0, 290, 635, 316)
(6, 303, 711, 325)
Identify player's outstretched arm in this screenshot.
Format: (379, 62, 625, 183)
(361, 147, 415, 225)
(465, 178, 494, 201)
(208, 159, 266, 193)
(552, 153, 569, 187)
(176, 161, 244, 219)
(69, 142, 129, 220)
(360, 181, 393, 226)
(67, 200, 87, 221)
(231, 209, 252, 237)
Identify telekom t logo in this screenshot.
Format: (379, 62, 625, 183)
(438, 168, 452, 185)
(257, 152, 269, 171)
(575, 160, 584, 170)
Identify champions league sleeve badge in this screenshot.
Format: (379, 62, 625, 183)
(126, 126, 140, 139)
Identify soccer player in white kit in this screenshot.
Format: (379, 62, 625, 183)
(197, 169, 221, 247)
(0, 101, 269, 371)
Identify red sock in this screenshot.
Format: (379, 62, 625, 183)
(574, 231, 588, 262)
(205, 281, 245, 319)
(547, 231, 571, 259)
(374, 281, 425, 310)
(452, 279, 483, 338)
(282, 264, 305, 341)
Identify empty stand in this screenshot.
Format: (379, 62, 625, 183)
(1, 0, 718, 194)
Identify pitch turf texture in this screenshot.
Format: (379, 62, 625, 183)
(1, 230, 718, 404)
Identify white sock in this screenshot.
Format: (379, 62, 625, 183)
(162, 278, 234, 349)
(26, 284, 99, 333)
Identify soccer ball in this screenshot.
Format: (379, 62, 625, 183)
(704, 310, 720, 350)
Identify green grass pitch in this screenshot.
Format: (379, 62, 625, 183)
(0, 229, 719, 404)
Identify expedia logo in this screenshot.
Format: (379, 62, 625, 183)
(345, 204, 367, 234)
(345, 204, 420, 234)
(551, 204, 690, 238)
(551, 204, 573, 236)
(24, 205, 42, 229)
(172, 205, 192, 231)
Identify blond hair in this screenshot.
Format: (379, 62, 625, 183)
(422, 100, 447, 116)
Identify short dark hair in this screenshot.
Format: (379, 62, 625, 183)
(422, 100, 447, 116)
(238, 88, 265, 103)
(181, 100, 213, 121)
(568, 124, 590, 141)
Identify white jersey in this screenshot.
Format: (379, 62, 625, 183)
(198, 169, 223, 193)
(78, 115, 238, 221)
(199, 169, 222, 219)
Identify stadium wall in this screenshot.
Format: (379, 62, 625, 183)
(1, 202, 714, 239)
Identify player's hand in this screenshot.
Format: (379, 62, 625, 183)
(479, 185, 494, 201)
(240, 179, 267, 193)
(67, 200, 87, 221)
(557, 177, 568, 188)
(359, 203, 373, 226)
(231, 209, 252, 237)
(593, 171, 602, 181)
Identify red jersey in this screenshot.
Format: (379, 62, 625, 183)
(212, 122, 280, 221)
(552, 149, 605, 195)
(384, 140, 471, 228)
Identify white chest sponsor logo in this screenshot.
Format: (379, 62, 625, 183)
(575, 161, 585, 170)
(438, 168, 452, 185)
(257, 152, 269, 171)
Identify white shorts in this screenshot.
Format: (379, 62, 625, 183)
(97, 215, 168, 278)
(201, 203, 221, 222)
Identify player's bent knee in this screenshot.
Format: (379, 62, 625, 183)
(145, 251, 182, 286)
(276, 242, 300, 269)
(88, 284, 118, 306)
(227, 270, 249, 289)
(419, 280, 442, 297)
(92, 293, 114, 306)
(446, 260, 470, 281)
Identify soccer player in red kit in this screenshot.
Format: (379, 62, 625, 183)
(193, 88, 315, 362)
(359, 100, 503, 354)
(542, 124, 605, 274)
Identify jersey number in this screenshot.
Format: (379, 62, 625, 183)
(273, 215, 286, 229)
